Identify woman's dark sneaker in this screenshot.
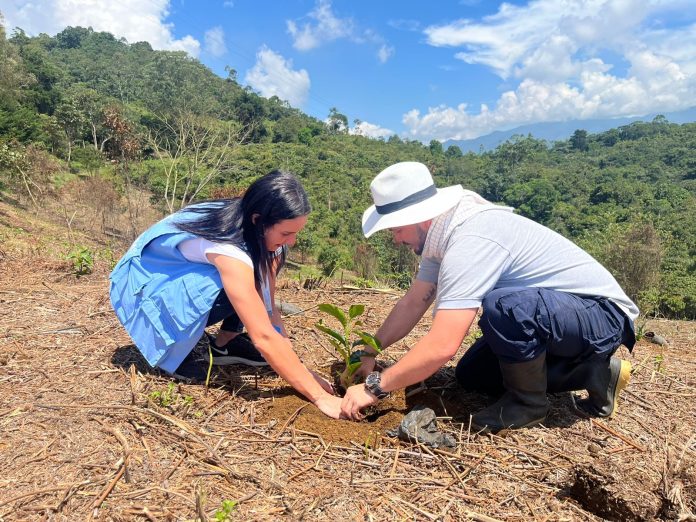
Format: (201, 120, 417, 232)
(205, 333, 269, 367)
(171, 349, 210, 382)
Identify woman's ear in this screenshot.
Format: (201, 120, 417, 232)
(251, 213, 260, 225)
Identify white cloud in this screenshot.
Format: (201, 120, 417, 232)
(244, 46, 310, 108)
(2, 0, 200, 57)
(407, 0, 696, 140)
(204, 26, 227, 57)
(377, 44, 394, 64)
(350, 120, 394, 139)
(387, 19, 421, 32)
(286, 0, 353, 51)
(404, 62, 695, 141)
(287, 0, 393, 59)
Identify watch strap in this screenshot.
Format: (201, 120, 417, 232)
(365, 371, 389, 399)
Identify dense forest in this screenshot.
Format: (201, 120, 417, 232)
(1, 22, 694, 319)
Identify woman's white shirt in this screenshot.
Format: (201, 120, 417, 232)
(178, 237, 274, 315)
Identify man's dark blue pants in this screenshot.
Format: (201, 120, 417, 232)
(455, 287, 635, 393)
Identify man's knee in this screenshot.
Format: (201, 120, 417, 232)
(479, 287, 549, 362)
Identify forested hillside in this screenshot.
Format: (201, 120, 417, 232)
(1, 23, 694, 318)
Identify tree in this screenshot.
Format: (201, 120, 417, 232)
(327, 107, 348, 134)
(234, 90, 268, 142)
(504, 179, 561, 223)
(599, 223, 663, 308)
(56, 26, 92, 49)
(54, 95, 87, 165)
(146, 110, 250, 212)
(103, 105, 141, 238)
(224, 65, 238, 83)
(495, 134, 547, 174)
(12, 33, 63, 114)
(59, 84, 110, 152)
(429, 139, 443, 155)
(570, 129, 589, 151)
(0, 18, 35, 108)
(445, 144, 463, 159)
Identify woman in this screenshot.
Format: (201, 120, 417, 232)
(110, 171, 342, 418)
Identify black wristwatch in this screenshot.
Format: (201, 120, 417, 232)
(364, 371, 389, 400)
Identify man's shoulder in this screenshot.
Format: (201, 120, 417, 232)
(451, 208, 526, 237)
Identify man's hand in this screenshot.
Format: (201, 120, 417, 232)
(309, 369, 335, 395)
(354, 354, 377, 379)
(341, 383, 379, 420)
(313, 395, 344, 419)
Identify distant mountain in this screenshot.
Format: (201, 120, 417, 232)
(443, 106, 696, 153)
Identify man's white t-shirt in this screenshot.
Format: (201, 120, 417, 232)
(417, 209, 639, 321)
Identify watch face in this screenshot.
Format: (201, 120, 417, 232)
(366, 372, 387, 398)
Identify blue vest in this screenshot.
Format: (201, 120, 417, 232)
(109, 207, 225, 373)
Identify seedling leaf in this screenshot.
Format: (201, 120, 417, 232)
(318, 303, 348, 327)
(315, 321, 347, 348)
(356, 331, 382, 353)
(348, 304, 365, 319)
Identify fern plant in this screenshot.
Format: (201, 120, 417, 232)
(315, 303, 382, 390)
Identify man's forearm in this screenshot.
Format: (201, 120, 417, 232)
(374, 282, 436, 350)
(379, 334, 454, 391)
(379, 308, 477, 393)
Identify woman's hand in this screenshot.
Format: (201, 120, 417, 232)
(309, 370, 335, 395)
(313, 395, 345, 419)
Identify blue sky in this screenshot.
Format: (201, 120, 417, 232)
(2, 0, 696, 141)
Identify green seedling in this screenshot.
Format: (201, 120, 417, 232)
(654, 353, 665, 373)
(67, 245, 94, 276)
(148, 382, 177, 407)
(634, 317, 648, 342)
(148, 382, 195, 412)
(315, 303, 382, 390)
(213, 499, 238, 521)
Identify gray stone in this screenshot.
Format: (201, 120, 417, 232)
(387, 405, 456, 449)
(278, 301, 303, 316)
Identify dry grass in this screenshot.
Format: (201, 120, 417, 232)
(0, 198, 694, 521)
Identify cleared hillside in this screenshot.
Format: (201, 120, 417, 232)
(1, 196, 694, 521)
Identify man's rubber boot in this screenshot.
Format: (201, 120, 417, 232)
(471, 353, 550, 433)
(547, 356, 631, 418)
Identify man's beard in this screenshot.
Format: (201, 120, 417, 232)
(413, 227, 427, 255)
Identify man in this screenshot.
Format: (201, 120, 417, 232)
(341, 162, 637, 432)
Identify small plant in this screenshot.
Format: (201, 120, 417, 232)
(654, 353, 665, 373)
(148, 382, 195, 413)
(213, 499, 238, 521)
(67, 245, 94, 276)
(634, 317, 648, 342)
(352, 277, 375, 289)
(315, 303, 381, 390)
(148, 382, 177, 407)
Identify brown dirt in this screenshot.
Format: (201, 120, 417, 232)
(1, 197, 695, 521)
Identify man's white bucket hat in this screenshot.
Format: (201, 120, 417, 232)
(362, 162, 464, 238)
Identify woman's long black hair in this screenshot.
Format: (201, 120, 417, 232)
(175, 170, 311, 285)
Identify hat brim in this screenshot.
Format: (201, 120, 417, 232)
(362, 185, 464, 238)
